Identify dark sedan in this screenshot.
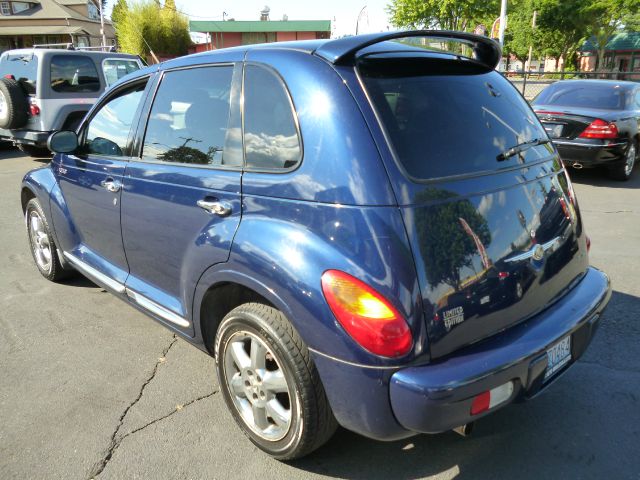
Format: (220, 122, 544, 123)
(532, 80, 640, 180)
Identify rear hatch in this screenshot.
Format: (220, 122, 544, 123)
(359, 54, 590, 358)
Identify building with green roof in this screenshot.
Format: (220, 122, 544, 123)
(189, 19, 331, 53)
(578, 31, 640, 75)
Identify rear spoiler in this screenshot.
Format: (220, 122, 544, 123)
(314, 30, 501, 70)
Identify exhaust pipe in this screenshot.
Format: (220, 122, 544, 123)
(453, 423, 474, 437)
(572, 162, 583, 169)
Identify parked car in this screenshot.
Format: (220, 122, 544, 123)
(532, 79, 640, 180)
(0, 47, 142, 156)
(21, 31, 611, 460)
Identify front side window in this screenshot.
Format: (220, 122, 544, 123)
(50, 55, 100, 93)
(83, 83, 146, 156)
(142, 66, 234, 166)
(102, 59, 141, 87)
(243, 65, 301, 170)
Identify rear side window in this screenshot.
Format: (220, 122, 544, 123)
(243, 64, 301, 170)
(50, 55, 100, 93)
(142, 66, 234, 166)
(534, 82, 627, 110)
(360, 59, 548, 180)
(0, 54, 37, 94)
(102, 59, 141, 87)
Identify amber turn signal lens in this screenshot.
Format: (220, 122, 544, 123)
(321, 270, 412, 358)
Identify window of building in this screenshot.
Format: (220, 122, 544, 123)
(50, 55, 100, 92)
(83, 83, 146, 156)
(0, 2, 11, 15)
(87, 0, 100, 20)
(12, 2, 30, 13)
(243, 64, 301, 170)
(142, 66, 235, 166)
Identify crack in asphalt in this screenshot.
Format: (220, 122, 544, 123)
(88, 336, 178, 479)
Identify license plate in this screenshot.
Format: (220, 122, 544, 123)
(544, 336, 572, 381)
(543, 123, 563, 138)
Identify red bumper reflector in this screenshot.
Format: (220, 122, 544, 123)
(471, 391, 491, 415)
(29, 104, 40, 116)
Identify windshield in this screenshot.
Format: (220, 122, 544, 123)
(360, 59, 550, 180)
(102, 59, 141, 87)
(533, 82, 628, 110)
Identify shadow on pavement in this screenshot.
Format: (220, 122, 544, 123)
(291, 290, 640, 479)
(567, 164, 640, 189)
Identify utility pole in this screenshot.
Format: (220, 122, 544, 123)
(497, 0, 507, 70)
(526, 10, 537, 72)
(98, 0, 106, 48)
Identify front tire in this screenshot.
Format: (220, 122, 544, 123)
(25, 198, 72, 281)
(215, 303, 337, 460)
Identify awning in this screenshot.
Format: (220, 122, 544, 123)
(0, 25, 86, 36)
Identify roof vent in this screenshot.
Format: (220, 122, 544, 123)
(260, 5, 270, 21)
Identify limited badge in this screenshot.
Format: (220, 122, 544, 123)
(443, 306, 465, 330)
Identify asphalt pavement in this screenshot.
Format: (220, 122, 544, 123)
(1, 148, 639, 479)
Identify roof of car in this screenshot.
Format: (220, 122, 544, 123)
(547, 79, 638, 89)
(1, 48, 139, 58)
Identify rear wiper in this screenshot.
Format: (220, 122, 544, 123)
(497, 138, 551, 161)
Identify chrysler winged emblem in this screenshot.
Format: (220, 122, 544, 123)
(505, 237, 561, 263)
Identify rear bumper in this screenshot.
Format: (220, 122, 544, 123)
(0, 129, 50, 147)
(553, 139, 628, 168)
(389, 266, 611, 434)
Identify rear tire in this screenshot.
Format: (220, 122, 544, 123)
(0, 78, 28, 129)
(25, 198, 73, 281)
(17, 144, 51, 158)
(608, 141, 637, 181)
(215, 303, 337, 460)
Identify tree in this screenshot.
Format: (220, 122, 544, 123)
(387, 0, 498, 31)
(585, 0, 640, 69)
(115, 0, 191, 58)
(534, 0, 591, 72)
(415, 188, 491, 291)
(110, 0, 128, 27)
(503, 0, 537, 66)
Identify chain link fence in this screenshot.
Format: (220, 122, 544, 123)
(504, 70, 640, 101)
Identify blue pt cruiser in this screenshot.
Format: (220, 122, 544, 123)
(21, 31, 611, 459)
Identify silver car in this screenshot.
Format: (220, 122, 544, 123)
(0, 47, 142, 156)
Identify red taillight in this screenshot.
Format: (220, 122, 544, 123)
(4, 74, 14, 80)
(471, 391, 491, 415)
(498, 271, 510, 280)
(586, 235, 591, 252)
(29, 104, 40, 116)
(578, 119, 618, 139)
(321, 270, 413, 358)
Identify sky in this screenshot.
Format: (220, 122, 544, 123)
(106, 0, 394, 39)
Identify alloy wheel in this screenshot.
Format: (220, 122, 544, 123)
(223, 330, 292, 441)
(28, 210, 52, 273)
(624, 144, 636, 177)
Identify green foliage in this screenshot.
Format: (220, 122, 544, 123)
(534, 0, 591, 71)
(585, 0, 640, 68)
(415, 189, 491, 290)
(115, 0, 191, 58)
(387, 0, 498, 31)
(110, 0, 128, 27)
(503, 0, 537, 63)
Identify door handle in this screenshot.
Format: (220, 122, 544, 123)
(197, 199, 232, 217)
(100, 178, 121, 193)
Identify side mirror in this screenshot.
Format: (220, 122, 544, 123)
(47, 130, 78, 154)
